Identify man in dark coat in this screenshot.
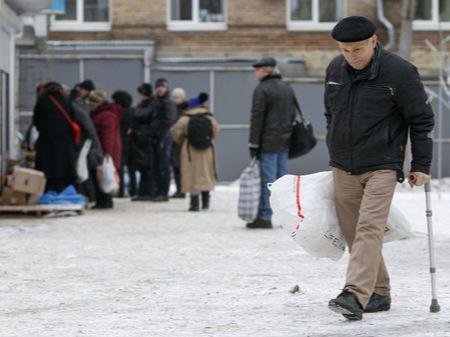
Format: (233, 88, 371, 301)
(33, 82, 77, 192)
(112, 90, 137, 198)
(247, 57, 297, 229)
(130, 83, 155, 201)
(149, 78, 177, 202)
(326, 16, 434, 321)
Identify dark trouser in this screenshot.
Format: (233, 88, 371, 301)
(152, 137, 173, 198)
(173, 166, 182, 194)
(77, 174, 96, 202)
(137, 169, 155, 197)
(91, 169, 113, 208)
(46, 177, 73, 193)
(119, 165, 137, 197)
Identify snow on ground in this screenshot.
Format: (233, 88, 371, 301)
(0, 183, 450, 337)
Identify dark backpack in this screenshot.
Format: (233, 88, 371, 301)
(187, 113, 213, 150)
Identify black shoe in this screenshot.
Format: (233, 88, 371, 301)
(151, 196, 169, 202)
(189, 195, 200, 212)
(364, 293, 391, 313)
(131, 196, 153, 202)
(93, 204, 113, 209)
(328, 291, 363, 321)
(201, 191, 210, 210)
(246, 219, 272, 229)
(170, 192, 186, 199)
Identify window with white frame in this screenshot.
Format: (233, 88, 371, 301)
(414, 0, 450, 30)
(168, 0, 226, 31)
(51, 0, 111, 31)
(287, 0, 346, 31)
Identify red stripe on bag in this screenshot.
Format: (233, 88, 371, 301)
(295, 176, 304, 220)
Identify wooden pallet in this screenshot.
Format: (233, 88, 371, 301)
(0, 204, 85, 217)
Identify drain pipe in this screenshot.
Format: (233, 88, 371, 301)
(377, 0, 395, 50)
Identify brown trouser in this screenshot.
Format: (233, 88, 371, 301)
(333, 168, 397, 308)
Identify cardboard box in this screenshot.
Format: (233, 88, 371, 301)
(0, 187, 27, 205)
(10, 167, 46, 197)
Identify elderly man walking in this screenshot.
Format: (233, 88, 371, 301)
(325, 16, 434, 320)
(247, 57, 297, 229)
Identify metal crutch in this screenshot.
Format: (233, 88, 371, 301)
(424, 181, 441, 313)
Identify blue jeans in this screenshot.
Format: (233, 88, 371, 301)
(258, 149, 289, 221)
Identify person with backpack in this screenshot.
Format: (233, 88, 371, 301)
(171, 93, 220, 211)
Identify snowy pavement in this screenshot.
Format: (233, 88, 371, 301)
(0, 183, 450, 337)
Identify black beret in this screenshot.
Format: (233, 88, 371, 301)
(331, 16, 376, 42)
(253, 57, 277, 68)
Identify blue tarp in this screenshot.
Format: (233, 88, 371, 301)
(39, 185, 86, 207)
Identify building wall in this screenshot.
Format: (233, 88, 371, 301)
(47, 0, 447, 76)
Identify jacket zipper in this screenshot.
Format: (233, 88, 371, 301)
(366, 84, 395, 96)
(348, 82, 359, 174)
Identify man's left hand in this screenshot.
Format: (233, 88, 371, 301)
(408, 172, 430, 188)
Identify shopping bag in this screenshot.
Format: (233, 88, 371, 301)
(100, 155, 119, 194)
(269, 171, 412, 261)
(238, 159, 261, 222)
(76, 139, 92, 183)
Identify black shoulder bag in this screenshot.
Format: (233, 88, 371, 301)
(289, 96, 317, 159)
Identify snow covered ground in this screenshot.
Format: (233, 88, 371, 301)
(0, 183, 450, 337)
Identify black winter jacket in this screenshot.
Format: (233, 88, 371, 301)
(249, 74, 297, 153)
(325, 44, 434, 177)
(149, 93, 177, 141)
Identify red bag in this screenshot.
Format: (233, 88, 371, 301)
(49, 95, 81, 144)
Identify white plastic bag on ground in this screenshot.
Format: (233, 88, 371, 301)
(269, 171, 412, 261)
(76, 139, 92, 183)
(101, 155, 119, 194)
(238, 159, 261, 222)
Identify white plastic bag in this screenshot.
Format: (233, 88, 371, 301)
(76, 139, 92, 183)
(238, 159, 261, 222)
(101, 155, 119, 194)
(385, 204, 414, 242)
(270, 172, 345, 261)
(269, 171, 412, 261)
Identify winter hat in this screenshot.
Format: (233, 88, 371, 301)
(331, 16, 376, 43)
(189, 92, 209, 108)
(253, 57, 277, 68)
(172, 88, 187, 100)
(138, 83, 153, 97)
(112, 90, 133, 108)
(155, 78, 169, 88)
(78, 79, 96, 92)
(88, 91, 109, 104)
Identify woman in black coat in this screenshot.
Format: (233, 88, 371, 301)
(33, 82, 77, 192)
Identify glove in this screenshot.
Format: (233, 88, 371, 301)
(249, 148, 260, 159)
(408, 172, 430, 188)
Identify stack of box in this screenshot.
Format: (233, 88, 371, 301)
(1, 167, 46, 206)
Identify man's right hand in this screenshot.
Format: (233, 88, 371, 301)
(250, 148, 260, 159)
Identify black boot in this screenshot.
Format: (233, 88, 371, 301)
(328, 290, 363, 320)
(189, 195, 200, 212)
(364, 293, 391, 313)
(246, 219, 272, 229)
(201, 191, 210, 210)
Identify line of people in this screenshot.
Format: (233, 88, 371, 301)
(28, 78, 220, 211)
